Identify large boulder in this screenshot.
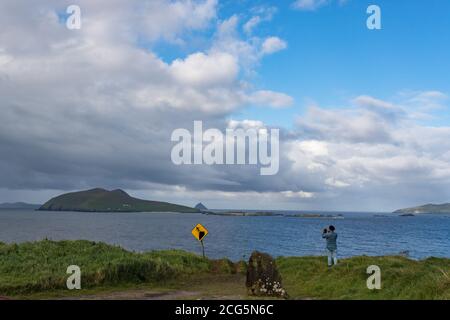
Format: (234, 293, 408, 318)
(246, 251, 288, 298)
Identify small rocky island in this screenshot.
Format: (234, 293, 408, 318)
(38, 188, 199, 213)
(204, 211, 283, 217)
(290, 213, 344, 219)
(203, 211, 344, 218)
(194, 202, 208, 211)
(0, 202, 41, 209)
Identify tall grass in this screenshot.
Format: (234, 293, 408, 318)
(1, 240, 448, 299)
(277, 255, 450, 300)
(0, 240, 214, 295)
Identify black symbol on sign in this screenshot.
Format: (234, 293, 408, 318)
(197, 227, 205, 240)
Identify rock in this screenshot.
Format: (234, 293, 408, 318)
(399, 250, 410, 257)
(246, 251, 288, 298)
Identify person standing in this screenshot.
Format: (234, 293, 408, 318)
(322, 225, 338, 267)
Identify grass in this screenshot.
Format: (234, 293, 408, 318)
(277, 255, 450, 300)
(0, 240, 238, 296)
(0, 240, 448, 299)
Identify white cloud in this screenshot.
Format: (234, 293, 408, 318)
(261, 37, 287, 55)
(170, 52, 238, 87)
(247, 90, 294, 108)
(287, 93, 450, 209)
(292, 0, 348, 11)
(212, 16, 289, 75)
(228, 119, 265, 130)
(0, 0, 294, 197)
(297, 106, 395, 143)
(325, 178, 350, 188)
(281, 190, 315, 198)
(243, 6, 277, 35)
(402, 90, 449, 112)
(292, 0, 329, 11)
(243, 16, 261, 35)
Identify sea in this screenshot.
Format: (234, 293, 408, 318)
(0, 209, 449, 261)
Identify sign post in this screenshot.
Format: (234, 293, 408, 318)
(200, 239, 205, 258)
(191, 223, 208, 258)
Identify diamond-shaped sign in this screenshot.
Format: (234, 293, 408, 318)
(191, 223, 208, 241)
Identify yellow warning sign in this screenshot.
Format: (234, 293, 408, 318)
(192, 223, 208, 241)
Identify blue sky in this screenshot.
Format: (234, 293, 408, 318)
(155, 0, 450, 128)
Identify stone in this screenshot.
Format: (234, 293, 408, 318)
(246, 251, 288, 298)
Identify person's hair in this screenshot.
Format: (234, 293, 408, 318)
(329, 225, 335, 231)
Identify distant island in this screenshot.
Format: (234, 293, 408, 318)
(202, 211, 344, 218)
(204, 211, 283, 217)
(195, 202, 208, 211)
(394, 203, 450, 214)
(38, 188, 199, 213)
(290, 213, 344, 219)
(0, 202, 41, 209)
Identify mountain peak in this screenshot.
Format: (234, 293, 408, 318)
(111, 189, 129, 195)
(87, 188, 108, 193)
(195, 202, 208, 211)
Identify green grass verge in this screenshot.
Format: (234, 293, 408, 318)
(0, 240, 239, 295)
(0, 240, 448, 299)
(277, 255, 450, 300)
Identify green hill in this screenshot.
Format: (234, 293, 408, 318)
(38, 188, 199, 213)
(394, 203, 450, 214)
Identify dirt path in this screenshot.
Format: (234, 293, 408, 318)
(56, 274, 247, 300)
(61, 290, 201, 300)
(61, 289, 245, 300)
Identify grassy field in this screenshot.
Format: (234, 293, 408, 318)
(278, 255, 450, 299)
(0, 240, 448, 299)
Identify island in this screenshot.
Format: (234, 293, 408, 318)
(202, 211, 344, 218)
(290, 213, 344, 219)
(194, 202, 208, 211)
(394, 203, 450, 214)
(203, 211, 283, 217)
(38, 188, 199, 213)
(0, 202, 41, 209)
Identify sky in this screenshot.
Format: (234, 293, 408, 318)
(1, 0, 450, 212)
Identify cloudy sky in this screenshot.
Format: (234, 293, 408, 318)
(1, 0, 450, 212)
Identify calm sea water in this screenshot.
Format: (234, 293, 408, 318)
(0, 209, 449, 261)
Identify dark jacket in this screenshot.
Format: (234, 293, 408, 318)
(322, 231, 337, 251)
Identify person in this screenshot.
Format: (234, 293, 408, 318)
(322, 225, 338, 267)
